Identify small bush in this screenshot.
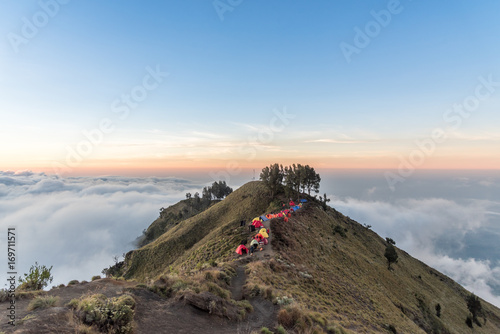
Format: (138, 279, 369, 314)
(18, 262, 53, 291)
(237, 299, 254, 313)
(206, 282, 230, 299)
(27, 296, 59, 310)
(333, 225, 346, 238)
(276, 296, 294, 306)
(278, 307, 306, 329)
(465, 315, 473, 328)
(172, 280, 188, 292)
(435, 303, 441, 317)
(76, 324, 98, 334)
(68, 280, 79, 285)
(387, 324, 397, 334)
(91, 276, 101, 281)
(72, 293, 136, 334)
(260, 327, 273, 334)
(67, 298, 79, 309)
(276, 325, 288, 334)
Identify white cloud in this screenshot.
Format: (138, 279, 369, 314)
(0, 172, 204, 288)
(330, 195, 500, 308)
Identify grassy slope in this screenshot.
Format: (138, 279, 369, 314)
(123, 180, 500, 333)
(123, 181, 271, 281)
(138, 198, 221, 247)
(256, 201, 500, 333)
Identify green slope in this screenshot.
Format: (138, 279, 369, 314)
(123, 181, 271, 280)
(123, 180, 500, 333)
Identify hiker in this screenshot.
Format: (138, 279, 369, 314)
(250, 239, 259, 256)
(284, 216, 289, 223)
(236, 244, 248, 256)
(240, 220, 245, 227)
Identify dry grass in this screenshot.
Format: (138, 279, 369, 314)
(124, 181, 271, 281)
(121, 180, 500, 333)
(27, 295, 60, 311)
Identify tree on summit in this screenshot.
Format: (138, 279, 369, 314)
(260, 163, 321, 199)
(260, 163, 284, 198)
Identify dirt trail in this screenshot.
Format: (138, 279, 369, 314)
(231, 214, 275, 300)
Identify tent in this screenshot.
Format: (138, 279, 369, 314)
(236, 245, 248, 255)
(252, 220, 264, 229)
(260, 215, 269, 221)
(300, 199, 307, 203)
(259, 229, 269, 238)
(253, 217, 263, 222)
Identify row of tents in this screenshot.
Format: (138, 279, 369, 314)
(236, 199, 307, 255)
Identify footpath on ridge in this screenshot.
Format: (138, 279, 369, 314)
(230, 201, 305, 301)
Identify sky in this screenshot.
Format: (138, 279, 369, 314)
(0, 0, 499, 308)
(1, 0, 500, 174)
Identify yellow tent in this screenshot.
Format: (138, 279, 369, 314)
(253, 217, 262, 222)
(259, 229, 269, 238)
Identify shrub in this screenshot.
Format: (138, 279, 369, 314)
(237, 299, 254, 313)
(435, 303, 441, 317)
(465, 315, 473, 328)
(333, 225, 346, 238)
(206, 282, 230, 299)
(278, 307, 307, 329)
(276, 325, 288, 334)
(72, 294, 136, 334)
(27, 296, 59, 311)
(260, 327, 273, 334)
(18, 262, 53, 291)
(384, 244, 398, 270)
(67, 298, 79, 309)
(68, 280, 79, 285)
(91, 276, 101, 281)
(276, 296, 294, 306)
(466, 293, 484, 327)
(171, 280, 188, 292)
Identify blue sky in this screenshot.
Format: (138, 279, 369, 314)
(1, 0, 500, 174)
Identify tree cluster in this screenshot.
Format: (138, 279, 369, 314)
(466, 293, 485, 328)
(200, 181, 233, 201)
(260, 163, 321, 198)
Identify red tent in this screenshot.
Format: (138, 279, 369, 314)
(289, 200, 295, 206)
(252, 220, 264, 229)
(236, 245, 248, 255)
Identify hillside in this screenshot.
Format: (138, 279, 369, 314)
(122, 180, 500, 333)
(2, 180, 499, 334)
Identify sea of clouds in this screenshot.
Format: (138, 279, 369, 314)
(0, 171, 205, 289)
(1, 169, 499, 309)
(323, 169, 500, 308)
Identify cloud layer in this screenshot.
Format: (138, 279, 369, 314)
(331, 194, 500, 308)
(0, 172, 203, 288)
